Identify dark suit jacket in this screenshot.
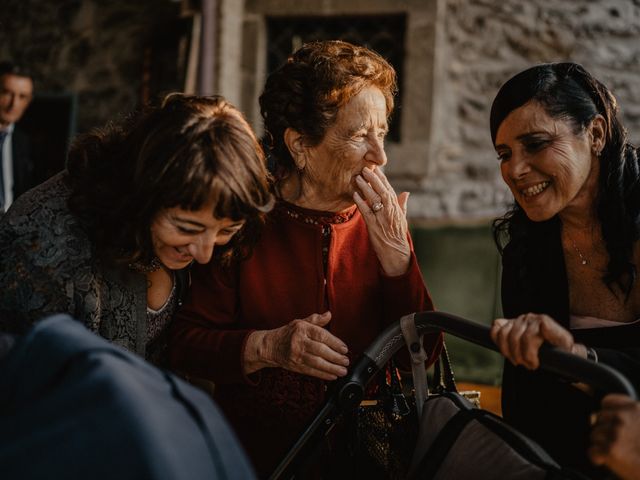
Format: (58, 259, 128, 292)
(0, 314, 256, 480)
(11, 126, 35, 199)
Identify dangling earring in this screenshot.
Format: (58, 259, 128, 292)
(295, 154, 306, 173)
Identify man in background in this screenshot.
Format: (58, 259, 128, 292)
(0, 61, 34, 214)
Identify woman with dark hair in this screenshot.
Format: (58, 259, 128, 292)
(170, 40, 441, 476)
(488, 62, 640, 476)
(0, 93, 273, 366)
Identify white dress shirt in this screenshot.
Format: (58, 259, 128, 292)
(1, 123, 15, 210)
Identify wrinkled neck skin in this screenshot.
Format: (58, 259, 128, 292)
(278, 171, 354, 213)
(558, 158, 600, 235)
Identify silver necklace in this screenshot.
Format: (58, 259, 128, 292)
(564, 231, 589, 265)
(570, 240, 588, 265)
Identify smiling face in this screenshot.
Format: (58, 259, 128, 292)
(296, 86, 389, 211)
(0, 74, 33, 128)
(495, 100, 603, 222)
(150, 203, 245, 269)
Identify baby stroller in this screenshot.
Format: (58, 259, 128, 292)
(269, 311, 637, 480)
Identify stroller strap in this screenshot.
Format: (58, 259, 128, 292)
(401, 315, 428, 420)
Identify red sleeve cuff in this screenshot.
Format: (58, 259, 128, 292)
(239, 330, 261, 386)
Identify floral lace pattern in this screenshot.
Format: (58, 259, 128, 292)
(0, 172, 153, 358)
(146, 275, 177, 366)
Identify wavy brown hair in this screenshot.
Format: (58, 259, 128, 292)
(67, 93, 274, 267)
(259, 40, 397, 181)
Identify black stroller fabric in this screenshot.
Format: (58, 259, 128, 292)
(0, 314, 256, 480)
(408, 391, 588, 480)
(269, 312, 635, 480)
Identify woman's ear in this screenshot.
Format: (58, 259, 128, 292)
(284, 128, 307, 170)
(589, 114, 607, 156)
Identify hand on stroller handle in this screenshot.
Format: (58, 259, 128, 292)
(270, 311, 637, 480)
(363, 311, 637, 400)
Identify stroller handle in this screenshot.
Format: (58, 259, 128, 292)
(363, 311, 638, 400)
(271, 311, 637, 479)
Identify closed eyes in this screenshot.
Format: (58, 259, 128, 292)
(176, 225, 202, 235)
(495, 136, 551, 162)
(523, 138, 550, 153)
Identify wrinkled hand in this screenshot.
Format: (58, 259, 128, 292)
(244, 311, 350, 381)
(353, 166, 411, 277)
(490, 313, 587, 370)
(589, 394, 640, 480)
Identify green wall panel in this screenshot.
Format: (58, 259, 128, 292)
(411, 224, 504, 385)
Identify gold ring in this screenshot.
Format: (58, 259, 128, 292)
(372, 202, 384, 213)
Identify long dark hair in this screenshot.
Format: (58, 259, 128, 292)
(491, 62, 640, 295)
(67, 93, 274, 267)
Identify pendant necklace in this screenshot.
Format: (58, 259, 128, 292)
(564, 230, 589, 266)
(571, 240, 588, 266)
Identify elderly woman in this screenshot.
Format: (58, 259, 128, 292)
(489, 63, 640, 477)
(0, 94, 273, 366)
(170, 40, 441, 476)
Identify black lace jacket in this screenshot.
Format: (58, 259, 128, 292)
(0, 171, 188, 360)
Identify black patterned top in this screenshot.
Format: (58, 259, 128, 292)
(0, 171, 188, 364)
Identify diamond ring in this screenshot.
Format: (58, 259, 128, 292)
(371, 202, 384, 213)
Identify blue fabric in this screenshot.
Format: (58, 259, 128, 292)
(0, 315, 256, 480)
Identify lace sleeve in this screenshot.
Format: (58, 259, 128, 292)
(0, 175, 82, 333)
(0, 222, 77, 334)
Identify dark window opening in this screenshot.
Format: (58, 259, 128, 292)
(266, 14, 407, 143)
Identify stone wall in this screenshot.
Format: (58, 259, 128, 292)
(3, 0, 640, 221)
(233, 0, 640, 221)
(0, 0, 182, 133)
(420, 0, 640, 221)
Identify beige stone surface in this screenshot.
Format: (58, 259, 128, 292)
(428, 0, 640, 220)
(0, 0, 181, 133)
(4, 0, 639, 221)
